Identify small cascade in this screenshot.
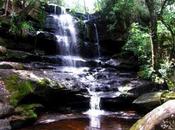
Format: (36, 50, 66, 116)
(94, 23, 101, 58)
(85, 90, 104, 129)
(90, 94, 101, 110)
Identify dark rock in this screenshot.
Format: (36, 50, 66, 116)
(44, 15, 59, 32)
(133, 91, 164, 109)
(36, 32, 58, 55)
(45, 4, 62, 15)
(0, 49, 55, 63)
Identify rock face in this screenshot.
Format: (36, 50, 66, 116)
(45, 4, 62, 15)
(36, 32, 58, 55)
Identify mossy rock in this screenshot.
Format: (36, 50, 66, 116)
(161, 91, 175, 102)
(10, 104, 43, 129)
(3, 74, 34, 106)
(15, 104, 42, 119)
(38, 78, 64, 89)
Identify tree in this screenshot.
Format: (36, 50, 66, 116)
(145, 0, 158, 69)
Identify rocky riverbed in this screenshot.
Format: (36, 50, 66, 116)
(0, 47, 167, 130)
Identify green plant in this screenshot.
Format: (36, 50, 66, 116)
(123, 23, 151, 63)
(158, 59, 174, 88)
(15, 104, 41, 119)
(138, 65, 155, 79)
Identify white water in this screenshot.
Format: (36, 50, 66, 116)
(51, 5, 78, 67)
(85, 90, 105, 129)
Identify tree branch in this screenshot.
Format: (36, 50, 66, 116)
(159, 0, 169, 17)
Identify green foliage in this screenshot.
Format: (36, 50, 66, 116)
(9, 14, 35, 36)
(4, 74, 34, 106)
(138, 65, 155, 79)
(157, 59, 175, 88)
(123, 23, 151, 63)
(15, 104, 41, 119)
(99, 0, 149, 34)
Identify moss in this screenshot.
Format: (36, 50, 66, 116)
(15, 104, 41, 119)
(38, 78, 51, 87)
(130, 119, 145, 130)
(38, 78, 64, 89)
(4, 74, 34, 106)
(161, 91, 175, 103)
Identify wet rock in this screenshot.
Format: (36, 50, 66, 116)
(0, 119, 11, 130)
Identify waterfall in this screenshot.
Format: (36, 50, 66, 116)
(49, 4, 78, 67)
(94, 23, 101, 58)
(90, 94, 101, 110)
(85, 90, 104, 129)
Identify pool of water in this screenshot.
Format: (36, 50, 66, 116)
(18, 111, 139, 130)
(18, 117, 135, 130)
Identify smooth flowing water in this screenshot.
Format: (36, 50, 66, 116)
(50, 4, 79, 67)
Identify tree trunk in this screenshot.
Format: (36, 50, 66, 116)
(145, 0, 159, 69)
(130, 100, 175, 130)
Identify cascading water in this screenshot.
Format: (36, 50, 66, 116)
(48, 6, 104, 122)
(49, 4, 79, 67)
(85, 89, 104, 129)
